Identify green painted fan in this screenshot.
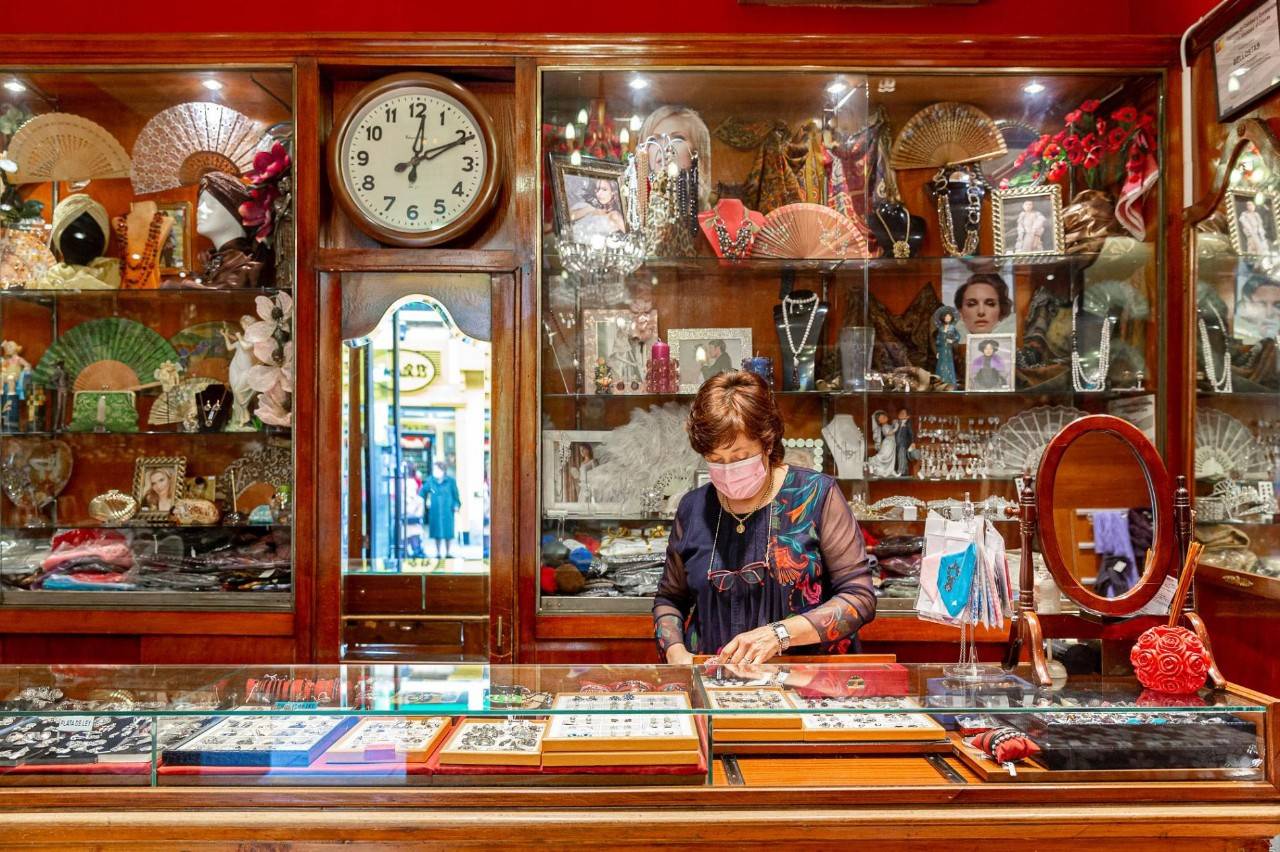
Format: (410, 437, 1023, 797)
(33, 317, 178, 391)
(170, 321, 238, 384)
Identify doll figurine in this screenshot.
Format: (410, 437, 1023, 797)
(866, 410, 898, 478)
(933, 305, 961, 388)
(221, 323, 258, 430)
(593, 357, 616, 395)
(894, 408, 915, 477)
(0, 340, 31, 432)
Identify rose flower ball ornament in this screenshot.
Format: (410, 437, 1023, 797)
(1129, 625, 1210, 694)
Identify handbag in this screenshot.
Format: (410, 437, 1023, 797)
(69, 390, 137, 433)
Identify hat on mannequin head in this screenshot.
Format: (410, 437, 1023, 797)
(50, 194, 110, 265)
(197, 171, 252, 250)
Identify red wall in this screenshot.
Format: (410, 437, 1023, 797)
(5, 0, 1219, 37)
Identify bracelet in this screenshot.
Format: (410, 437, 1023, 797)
(88, 490, 138, 524)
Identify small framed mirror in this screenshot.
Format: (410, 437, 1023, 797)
(1036, 414, 1175, 616)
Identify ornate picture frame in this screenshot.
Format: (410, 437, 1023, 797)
(132, 455, 187, 521)
(541, 429, 620, 516)
(666, 327, 753, 394)
(548, 154, 629, 242)
(158, 201, 192, 275)
(991, 184, 1063, 258)
(580, 308, 658, 394)
(1225, 188, 1278, 258)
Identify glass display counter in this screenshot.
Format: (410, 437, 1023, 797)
(0, 662, 1268, 788)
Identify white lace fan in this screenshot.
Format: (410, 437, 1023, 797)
(987, 406, 1086, 476)
(1196, 409, 1272, 481)
(753, 203, 870, 260)
(130, 102, 262, 195)
(8, 113, 131, 184)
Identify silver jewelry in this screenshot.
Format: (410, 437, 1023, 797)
(1071, 296, 1111, 392)
(768, 620, 791, 652)
(782, 292, 820, 358)
(1198, 303, 1233, 393)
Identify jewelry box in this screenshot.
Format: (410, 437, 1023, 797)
(704, 687, 801, 731)
(437, 719, 546, 767)
(323, 716, 450, 764)
(162, 714, 358, 767)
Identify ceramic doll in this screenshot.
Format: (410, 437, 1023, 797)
(866, 410, 898, 478)
(0, 340, 31, 432)
(933, 305, 961, 388)
(221, 323, 258, 430)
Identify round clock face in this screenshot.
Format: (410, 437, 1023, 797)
(338, 85, 489, 237)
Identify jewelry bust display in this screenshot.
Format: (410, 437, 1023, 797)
(774, 287, 829, 391)
(822, 414, 866, 480)
(196, 171, 268, 289)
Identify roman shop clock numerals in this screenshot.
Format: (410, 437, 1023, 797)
(326, 72, 502, 248)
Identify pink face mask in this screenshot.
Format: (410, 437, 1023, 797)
(707, 454, 768, 501)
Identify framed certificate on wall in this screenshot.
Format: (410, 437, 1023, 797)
(1214, 0, 1280, 121)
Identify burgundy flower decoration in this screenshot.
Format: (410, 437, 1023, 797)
(245, 142, 291, 184)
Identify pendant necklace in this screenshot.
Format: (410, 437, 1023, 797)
(711, 214, 754, 260)
(1070, 296, 1111, 392)
(1198, 303, 1233, 393)
(873, 208, 912, 258)
(717, 470, 773, 534)
(782, 292, 820, 358)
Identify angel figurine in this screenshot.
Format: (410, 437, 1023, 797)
(221, 322, 258, 431)
(866, 409, 898, 478)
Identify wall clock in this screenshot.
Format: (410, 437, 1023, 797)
(327, 72, 501, 247)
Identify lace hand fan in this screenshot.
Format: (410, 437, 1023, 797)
(0, 228, 56, 287)
(32, 317, 178, 391)
(987, 405, 1086, 476)
(7, 113, 131, 184)
(753, 203, 870, 259)
(149, 377, 217, 425)
(890, 103, 1006, 170)
(130, 102, 262, 195)
(1196, 409, 1272, 481)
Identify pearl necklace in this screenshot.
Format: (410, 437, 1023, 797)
(782, 292, 820, 358)
(1071, 297, 1111, 392)
(1198, 303, 1233, 393)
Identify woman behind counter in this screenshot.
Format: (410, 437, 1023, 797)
(653, 371, 876, 665)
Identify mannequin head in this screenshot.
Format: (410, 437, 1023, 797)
(197, 171, 252, 250)
(50, 194, 110, 265)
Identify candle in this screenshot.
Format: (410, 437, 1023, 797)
(742, 355, 774, 386)
(650, 340, 670, 361)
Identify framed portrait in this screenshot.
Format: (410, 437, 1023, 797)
(580, 308, 658, 394)
(667, 327, 753, 394)
(158, 201, 192, 275)
(992, 185, 1063, 258)
(133, 456, 187, 521)
(941, 259, 1016, 336)
(548, 155, 629, 243)
(964, 333, 1016, 393)
(1226, 189, 1278, 258)
(782, 438, 826, 471)
(1234, 261, 1280, 343)
(541, 430, 618, 515)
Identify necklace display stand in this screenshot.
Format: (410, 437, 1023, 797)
(698, 198, 764, 261)
(775, 287, 828, 392)
(822, 414, 865, 479)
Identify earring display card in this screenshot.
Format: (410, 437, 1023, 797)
(799, 709, 946, 743)
(551, 692, 691, 712)
(0, 716, 148, 767)
(704, 687, 801, 730)
(437, 719, 546, 767)
(323, 716, 450, 764)
(785, 695, 922, 712)
(543, 713, 699, 753)
(162, 714, 358, 767)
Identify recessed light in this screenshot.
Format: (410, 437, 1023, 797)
(629, 77, 649, 91)
(3, 80, 25, 93)
(1023, 81, 1046, 95)
(201, 78, 224, 91)
(826, 80, 848, 96)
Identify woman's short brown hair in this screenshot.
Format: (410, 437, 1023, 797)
(686, 370, 785, 466)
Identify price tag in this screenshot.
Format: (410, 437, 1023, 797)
(57, 716, 95, 733)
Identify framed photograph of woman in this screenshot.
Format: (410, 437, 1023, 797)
(581, 308, 659, 394)
(549, 155, 629, 243)
(964, 333, 1016, 392)
(992, 185, 1063, 258)
(941, 260, 1016, 336)
(158, 201, 192, 275)
(666, 328, 753, 394)
(133, 456, 187, 521)
(542, 430, 618, 515)
(1226, 190, 1278, 258)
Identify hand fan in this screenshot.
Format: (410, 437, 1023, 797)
(170, 321, 238, 384)
(32, 317, 178, 391)
(987, 405, 1086, 476)
(130, 102, 262, 195)
(890, 102, 1006, 170)
(7, 113, 130, 184)
(753, 203, 870, 259)
(1195, 409, 1272, 481)
(0, 227, 56, 287)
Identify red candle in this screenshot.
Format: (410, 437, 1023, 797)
(650, 340, 670, 361)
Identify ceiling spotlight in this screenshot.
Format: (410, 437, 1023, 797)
(3, 80, 25, 93)
(201, 78, 224, 91)
(629, 77, 649, 91)
(826, 80, 848, 96)
(1023, 81, 1046, 95)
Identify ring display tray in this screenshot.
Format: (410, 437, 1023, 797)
(437, 719, 546, 767)
(162, 714, 358, 768)
(543, 712, 699, 753)
(324, 716, 450, 764)
(704, 687, 801, 731)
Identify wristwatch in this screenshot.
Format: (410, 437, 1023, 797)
(768, 621, 792, 653)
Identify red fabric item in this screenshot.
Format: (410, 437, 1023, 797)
(540, 565, 557, 595)
(575, 534, 601, 554)
(968, 727, 1040, 764)
(1129, 625, 1210, 695)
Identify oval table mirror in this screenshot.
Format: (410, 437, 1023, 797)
(1003, 414, 1197, 686)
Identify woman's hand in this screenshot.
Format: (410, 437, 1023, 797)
(665, 645, 694, 665)
(718, 625, 781, 666)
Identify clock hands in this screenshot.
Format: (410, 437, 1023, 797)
(404, 116, 427, 183)
(394, 130, 477, 183)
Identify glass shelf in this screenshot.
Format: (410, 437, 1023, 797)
(542, 252, 1119, 278)
(1, 430, 288, 439)
(546, 388, 1150, 401)
(0, 286, 290, 304)
(3, 522, 291, 532)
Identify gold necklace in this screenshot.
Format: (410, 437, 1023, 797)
(718, 469, 774, 534)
